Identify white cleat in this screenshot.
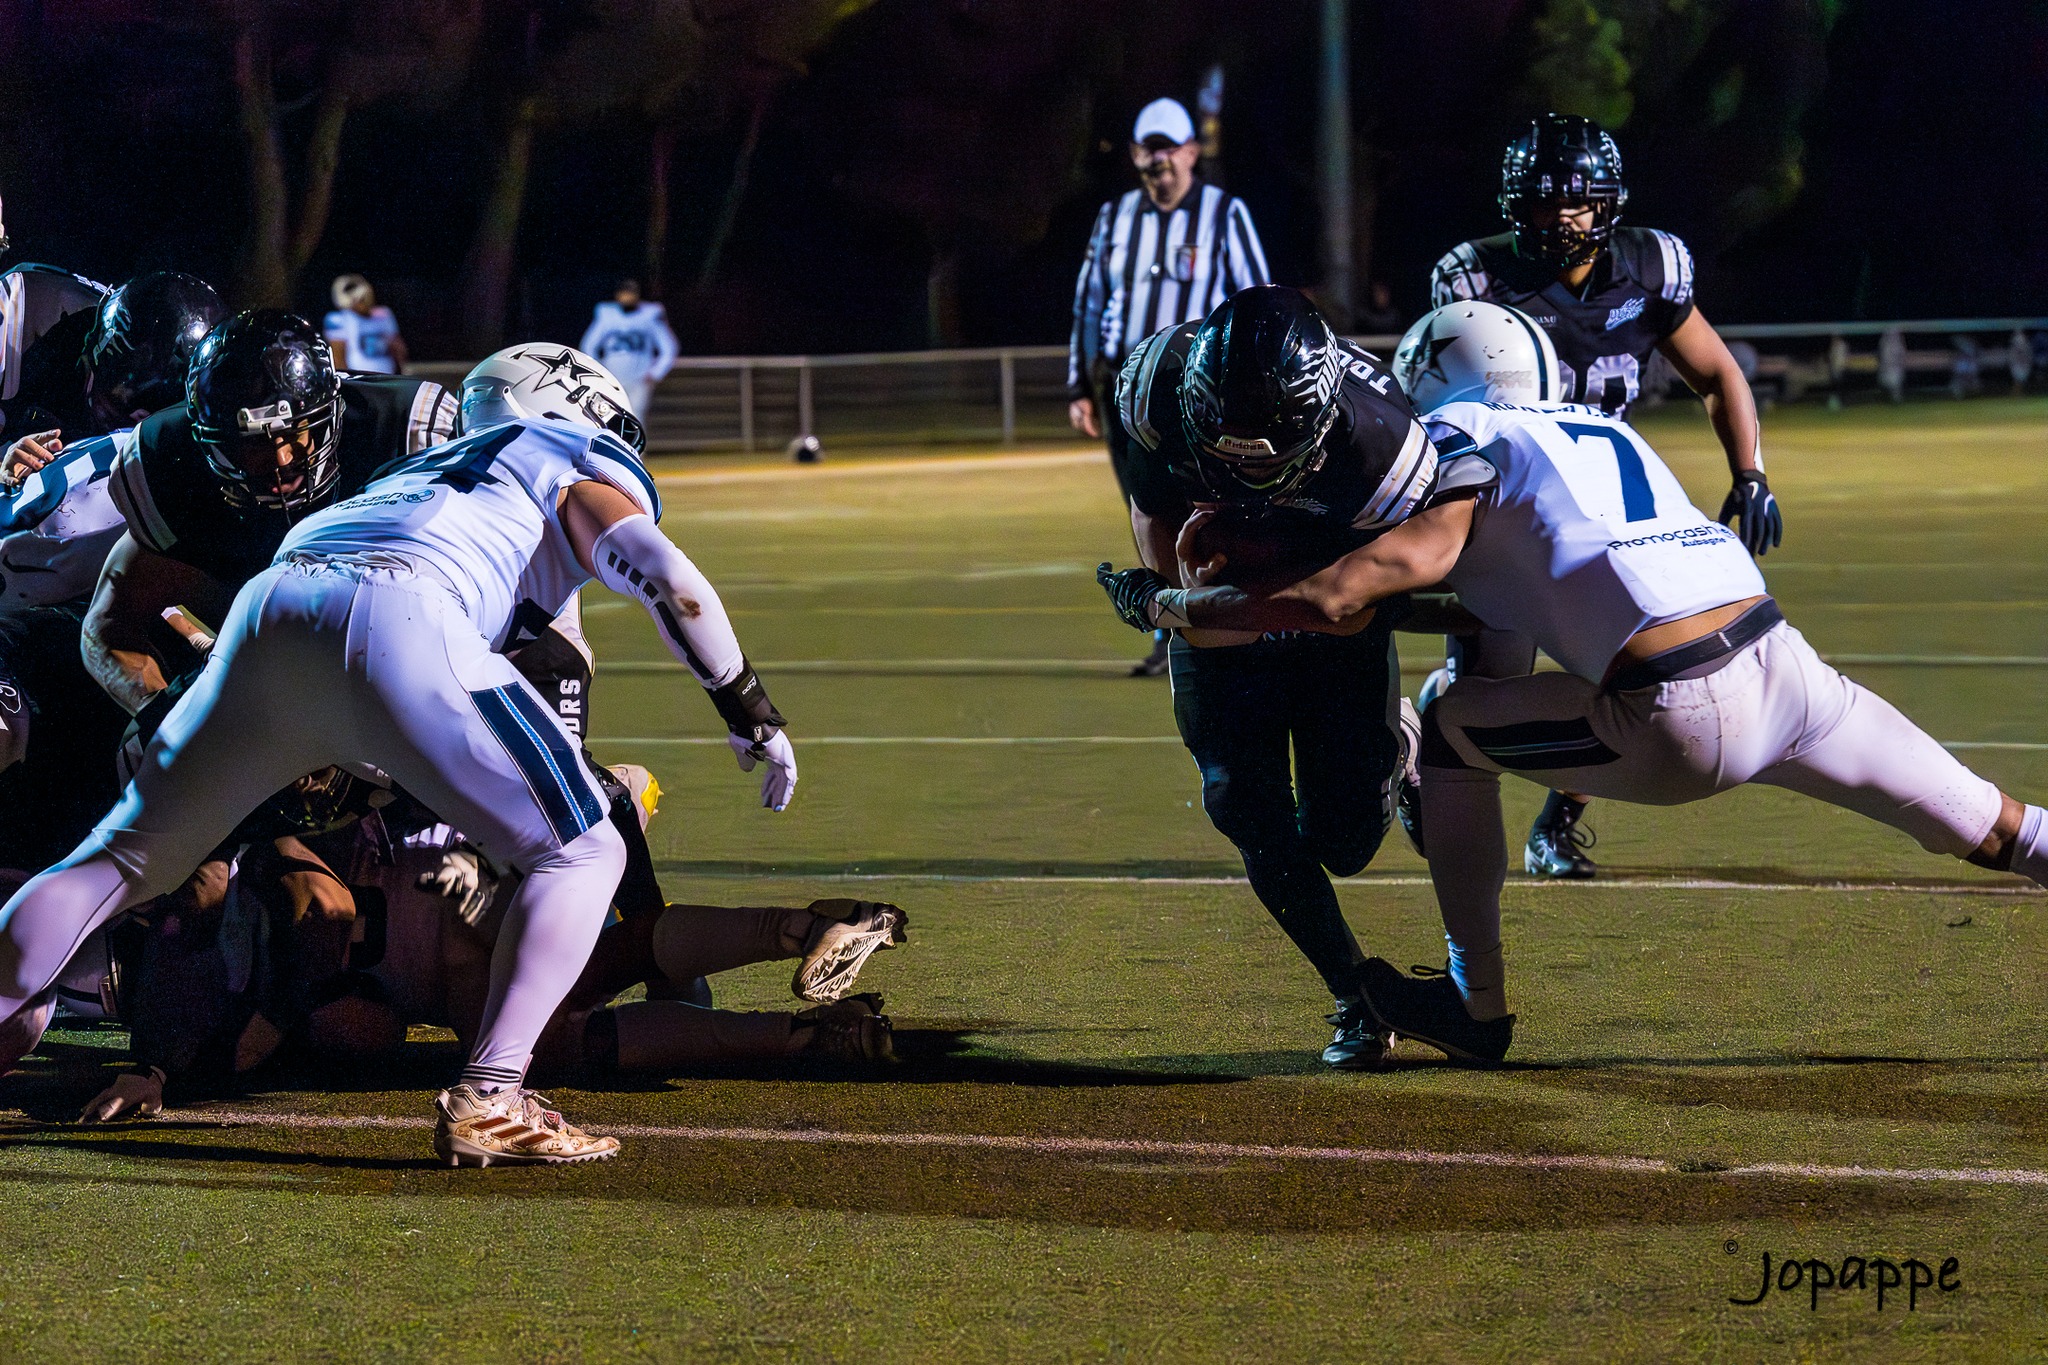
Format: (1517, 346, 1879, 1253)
(433, 1084, 621, 1168)
(793, 899, 909, 1002)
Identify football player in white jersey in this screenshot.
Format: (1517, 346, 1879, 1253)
(0, 343, 798, 1165)
(1097, 301, 2048, 1062)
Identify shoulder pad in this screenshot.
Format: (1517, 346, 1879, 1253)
(1115, 323, 1194, 453)
(1, 262, 109, 295)
(579, 431, 661, 520)
(107, 417, 180, 551)
(1353, 417, 1438, 532)
(1430, 241, 1492, 304)
(1611, 228, 1695, 308)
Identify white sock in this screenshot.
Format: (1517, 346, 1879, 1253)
(1421, 764, 1511, 1021)
(1446, 940, 1509, 1022)
(2012, 805, 2048, 888)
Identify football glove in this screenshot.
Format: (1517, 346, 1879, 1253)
(1718, 470, 1782, 557)
(710, 663, 796, 811)
(728, 730, 797, 811)
(1097, 562, 1172, 632)
(417, 845, 497, 927)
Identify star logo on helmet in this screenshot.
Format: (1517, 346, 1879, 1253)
(1415, 319, 1460, 380)
(525, 347, 603, 394)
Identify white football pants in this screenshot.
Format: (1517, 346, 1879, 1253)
(1419, 622, 2007, 996)
(0, 561, 623, 1089)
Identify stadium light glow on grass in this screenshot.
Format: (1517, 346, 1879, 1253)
(4, 399, 2046, 1361)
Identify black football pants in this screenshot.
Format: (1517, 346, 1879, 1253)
(1169, 622, 1402, 1000)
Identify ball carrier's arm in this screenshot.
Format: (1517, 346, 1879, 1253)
(559, 479, 796, 811)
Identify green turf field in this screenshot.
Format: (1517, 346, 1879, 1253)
(4, 398, 2047, 1362)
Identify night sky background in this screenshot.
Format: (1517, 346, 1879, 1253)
(0, 0, 2040, 359)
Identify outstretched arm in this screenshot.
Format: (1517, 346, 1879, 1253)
(561, 478, 795, 810)
(1101, 497, 1476, 637)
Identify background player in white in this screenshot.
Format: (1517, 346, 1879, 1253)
(1096, 301, 2048, 1061)
(580, 279, 678, 417)
(0, 343, 799, 1165)
(322, 274, 408, 375)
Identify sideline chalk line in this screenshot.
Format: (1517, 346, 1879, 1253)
(65, 1110, 2048, 1189)
(645, 871, 2040, 895)
(590, 732, 2048, 754)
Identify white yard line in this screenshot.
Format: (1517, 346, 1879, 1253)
(589, 733, 2048, 754)
(646, 871, 2038, 895)
(655, 449, 1104, 486)
(592, 654, 2048, 672)
(112, 1111, 2048, 1188)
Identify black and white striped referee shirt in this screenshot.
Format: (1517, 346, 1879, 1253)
(1068, 179, 1269, 399)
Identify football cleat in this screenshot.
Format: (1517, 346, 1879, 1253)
(793, 899, 908, 1002)
(1525, 796, 1598, 879)
(796, 993, 896, 1063)
(1358, 958, 1514, 1064)
(1321, 994, 1391, 1070)
(433, 1084, 621, 1168)
(1394, 696, 1424, 856)
(607, 763, 662, 834)
(1131, 631, 1170, 678)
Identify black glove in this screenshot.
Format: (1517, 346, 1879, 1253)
(1097, 563, 1172, 632)
(1717, 470, 1782, 558)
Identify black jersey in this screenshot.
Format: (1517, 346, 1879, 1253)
(1430, 226, 1695, 414)
(0, 264, 108, 436)
(8, 306, 97, 438)
(1112, 322, 1444, 564)
(107, 374, 457, 585)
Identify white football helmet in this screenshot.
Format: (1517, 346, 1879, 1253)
(458, 343, 646, 453)
(1392, 301, 1562, 413)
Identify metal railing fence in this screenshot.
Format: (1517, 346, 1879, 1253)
(409, 317, 2048, 456)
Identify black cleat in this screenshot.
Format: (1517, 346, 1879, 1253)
(1321, 994, 1391, 1070)
(1130, 632, 1170, 678)
(1358, 958, 1514, 1064)
(1525, 794, 1597, 879)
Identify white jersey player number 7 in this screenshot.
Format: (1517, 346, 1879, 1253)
(1433, 400, 1766, 684)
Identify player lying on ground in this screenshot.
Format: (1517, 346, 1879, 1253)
(1106, 286, 1449, 1071)
(1099, 300, 2048, 1063)
(0, 343, 799, 1166)
(74, 794, 906, 1122)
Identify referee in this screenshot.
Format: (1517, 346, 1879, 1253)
(1068, 97, 1270, 675)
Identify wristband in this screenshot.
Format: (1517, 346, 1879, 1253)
(708, 658, 786, 741)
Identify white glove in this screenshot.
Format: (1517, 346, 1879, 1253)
(79, 1067, 165, 1124)
(728, 729, 798, 811)
(417, 846, 496, 926)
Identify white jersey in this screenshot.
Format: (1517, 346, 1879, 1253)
(0, 429, 131, 614)
(579, 302, 678, 386)
(323, 306, 403, 374)
(276, 418, 661, 653)
(1429, 400, 1767, 682)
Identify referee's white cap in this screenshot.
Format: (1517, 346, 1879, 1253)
(1132, 98, 1196, 146)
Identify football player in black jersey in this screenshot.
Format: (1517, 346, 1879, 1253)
(4, 273, 223, 450)
(1428, 113, 1781, 879)
(1099, 286, 1453, 1070)
(0, 276, 226, 879)
(0, 262, 108, 437)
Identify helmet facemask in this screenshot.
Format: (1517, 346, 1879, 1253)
(195, 395, 343, 512)
(1502, 191, 1623, 269)
(1178, 297, 1344, 503)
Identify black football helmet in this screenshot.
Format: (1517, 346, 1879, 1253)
(84, 272, 225, 429)
(1177, 286, 1345, 502)
(187, 310, 344, 511)
(1499, 113, 1628, 268)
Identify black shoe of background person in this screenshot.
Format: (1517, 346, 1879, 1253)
(1358, 958, 1515, 1064)
(1130, 630, 1170, 678)
(1321, 994, 1391, 1070)
(1525, 792, 1597, 879)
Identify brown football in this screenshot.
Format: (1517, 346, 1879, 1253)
(1182, 511, 1339, 592)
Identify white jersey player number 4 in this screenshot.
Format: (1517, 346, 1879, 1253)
(0, 343, 795, 1167)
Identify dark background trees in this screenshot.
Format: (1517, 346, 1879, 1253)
(0, 0, 2038, 358)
